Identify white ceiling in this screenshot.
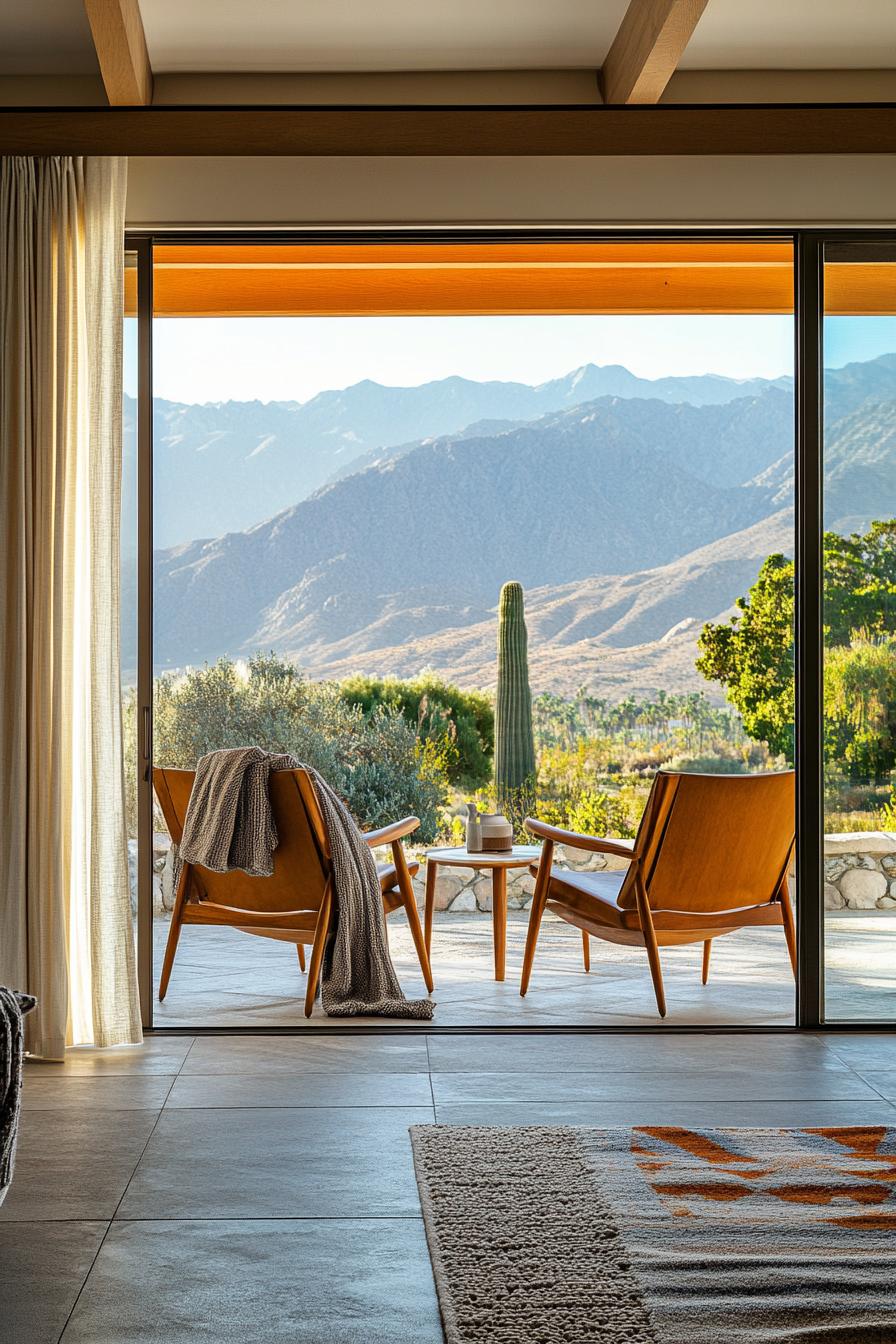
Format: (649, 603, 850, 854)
(139, 0, 630, 73)
(137, 0, 896, 74)
(0, 0, 98, 75)
(681, 0, 896, 70)
(0, 0, 894, 81)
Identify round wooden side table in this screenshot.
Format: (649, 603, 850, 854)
(423, 845, 542, 982)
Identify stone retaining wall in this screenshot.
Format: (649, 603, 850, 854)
(823, 832, 896, 911)
(138, 830, 896, 916)
(400, 842, 632, 915)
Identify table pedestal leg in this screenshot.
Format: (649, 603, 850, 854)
(424, 860, 438, 959)
(492, 866, 507, 982)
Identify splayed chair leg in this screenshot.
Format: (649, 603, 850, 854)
(702, 939, 712, 985)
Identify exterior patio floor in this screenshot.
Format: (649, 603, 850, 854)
(151, 910, 895, 1028)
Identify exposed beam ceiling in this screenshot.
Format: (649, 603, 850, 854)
(601, 0, 710, 104)
(1, 104, 894, 155)
(83, 0, 153, 105)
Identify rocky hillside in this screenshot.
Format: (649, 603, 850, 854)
(304, 510, 795, 697)
(141, 361, 793, 547)
(136, 352, 896, 698)
(150, 390, 790, 674)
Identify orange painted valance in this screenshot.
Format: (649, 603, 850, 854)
(122, 241, 896, 319)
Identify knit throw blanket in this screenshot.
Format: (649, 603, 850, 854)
(179, 747, 434, 1020)
(0, 988, 35, 1207)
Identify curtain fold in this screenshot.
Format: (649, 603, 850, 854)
(0, 156, 141, 1057)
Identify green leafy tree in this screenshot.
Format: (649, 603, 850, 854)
(824, 636, 896, 782)
(822, 521, 896, 644)
(339, 672, 493, 789)
(696, 553, 796, 760)
(697, 520, 896, 771)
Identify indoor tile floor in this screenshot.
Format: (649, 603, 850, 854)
(3, 1030, 896, 1343)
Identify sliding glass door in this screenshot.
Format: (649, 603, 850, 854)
(822, 241, 896, 1021)
(126, 233, 805, 1031)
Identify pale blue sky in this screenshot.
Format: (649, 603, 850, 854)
(133, 314, 896, 405)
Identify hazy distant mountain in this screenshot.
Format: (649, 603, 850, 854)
(825, 400, 896, 532)
(150, 390, 787, 673)
(823, 351, 896, 423)
(748, 395, 896, 534)
(138, 352, 896, 549)
(142, 362, 794, 547)
(131, 352, 896, 698)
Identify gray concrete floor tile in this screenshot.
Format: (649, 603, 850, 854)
(116, 1105, 434, 1220)
(152, 911, 801, 1028)
(164, 1070, 433, 1109)
(430, 1066, 881, 1107)
(433, 1098, 896, 1127)
(426, 1030, 837, 1074)
(60, 1219, 442, 1344)
(21, 1075, 175, 1112)
(28, 1039, 194, 1077)
(180, 1034, 429, 1075)
(821, 1033, 896, 1071)
(0, 1109, 160, 1222)
(0, 1221, 107, 1344)
(853, 1070, 896, 1100)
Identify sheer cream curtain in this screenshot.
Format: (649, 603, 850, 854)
(0, 156, 141, 1058)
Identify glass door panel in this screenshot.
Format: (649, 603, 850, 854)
(122, 250, 139, 967)
(823, 241, 896, 1021)
(145, 237, 795, 1028)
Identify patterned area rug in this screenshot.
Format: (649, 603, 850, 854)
(410, 1124, 896, 1344)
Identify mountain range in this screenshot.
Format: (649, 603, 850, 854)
(139, 353, 896, 699)
(140, 362, 795, 549)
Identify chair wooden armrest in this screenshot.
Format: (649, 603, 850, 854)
(524, 817, 637, 861)
(363, 817, 420, 847)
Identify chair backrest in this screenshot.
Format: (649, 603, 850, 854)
(153, 766, 331, 916)
(618, 769, 795, 913)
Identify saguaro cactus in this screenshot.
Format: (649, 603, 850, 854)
(495, 581, 536, 831)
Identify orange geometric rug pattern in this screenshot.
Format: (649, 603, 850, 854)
(629, 1124, 896, 1230)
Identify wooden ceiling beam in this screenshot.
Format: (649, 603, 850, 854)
(83, 0, 153, 106)
(600, 0, 710, 105)
(1, 104, 895, 156)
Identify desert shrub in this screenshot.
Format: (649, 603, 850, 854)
(334, 708, 449, 842)
(825, 769, 892, 814)
(339, 672, 493, 789)
(534, 744, 639, 837)
(662, 738, 784, 776)
(618, 746, 674, 775)
(662, 753, 748, 774)
(152, 654, 311, 763)
(129, 655, 450, 843)
(567, 790, 637, 838)
(535, 787, 637, 839)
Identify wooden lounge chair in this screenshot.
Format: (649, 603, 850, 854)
(521, 769, 796, 1018)
(153, 766, 434, 1017)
